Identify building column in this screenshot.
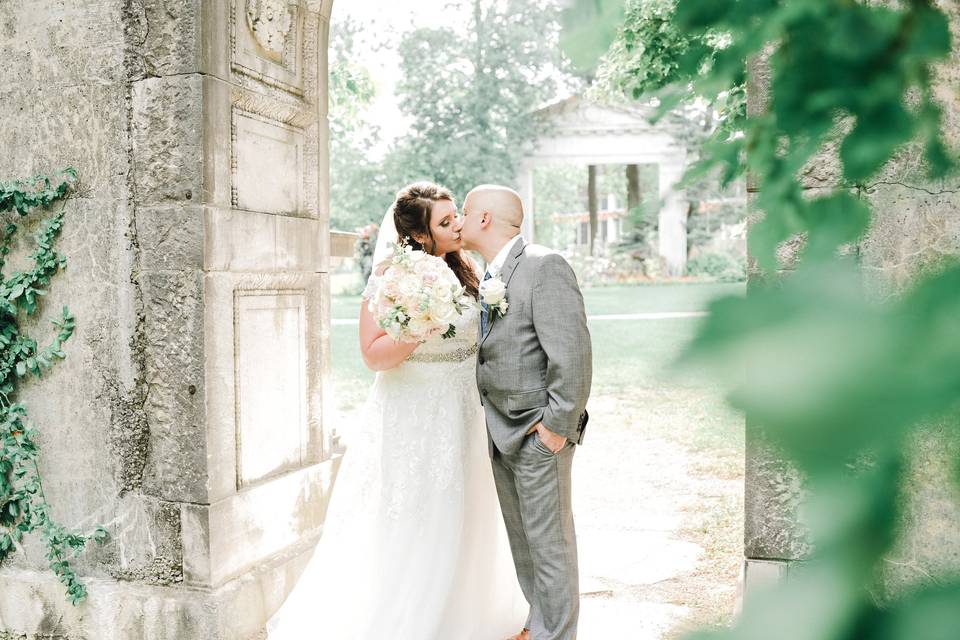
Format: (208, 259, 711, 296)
(516, 163, 536, 242)
(588, 164, 598, 256)
(657, 160, 688, 276)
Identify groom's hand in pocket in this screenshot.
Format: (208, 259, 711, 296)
(536, 422, 568, 454)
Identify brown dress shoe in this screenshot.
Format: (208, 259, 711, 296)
(506, 629, 530, 640)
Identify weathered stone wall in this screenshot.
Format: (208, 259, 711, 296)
(743, 0, 960, 599)
(0, 1, 336, 637)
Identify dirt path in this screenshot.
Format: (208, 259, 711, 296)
(574, 391, 744, 638)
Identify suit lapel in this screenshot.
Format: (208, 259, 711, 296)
(479, 237, 526, 349)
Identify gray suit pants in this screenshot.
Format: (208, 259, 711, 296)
(491, 432, 579, 640)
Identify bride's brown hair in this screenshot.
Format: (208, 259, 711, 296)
(393, 181, 480, 300)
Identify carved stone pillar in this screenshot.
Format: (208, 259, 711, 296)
(742, 0, 960, 605)
(0, 2, 337, 638)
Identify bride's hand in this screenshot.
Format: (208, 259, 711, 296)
(359, 303, 420, 371)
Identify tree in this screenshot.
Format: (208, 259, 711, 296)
(387, 0, 579, 201)
(328, 18, 396, 231)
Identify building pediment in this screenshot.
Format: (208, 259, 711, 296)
(535, 95, 660, 136)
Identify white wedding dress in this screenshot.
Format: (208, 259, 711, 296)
(266, 294, 528, 639)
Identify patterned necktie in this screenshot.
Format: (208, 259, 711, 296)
(480, 271, 492, 337)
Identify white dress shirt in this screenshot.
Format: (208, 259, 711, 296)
(486, 234, 524, 278)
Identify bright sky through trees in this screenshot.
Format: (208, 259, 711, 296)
(332, 1, 472, 152)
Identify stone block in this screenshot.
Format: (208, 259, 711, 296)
(205, 207, 278, 272)
(0, 535, 321, 640)
(131, 74, 205, 206)
(880, 421, 960, 598)
(181, 455, 340, 588)
(0, 1, 126, 90)
(275, 213, 324, 271)
(742, 558, 789, 599)
(95, 494, 184, 586)
(140, 269, 208, 503)
(202, 76, 235, 209)
(859, 182, 960, 298)
(137, 205, 205, 271)
(124, 0, 203, 79)
(744, 432, 812, 562)
(0, 83, 129, 203)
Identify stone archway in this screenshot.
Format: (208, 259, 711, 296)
(0, 2, 339, 638)
(518, 97, 689, 276)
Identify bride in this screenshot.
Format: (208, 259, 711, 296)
(266, 182, 527, 639)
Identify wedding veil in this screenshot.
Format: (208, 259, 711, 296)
(372, 203, 399, 268)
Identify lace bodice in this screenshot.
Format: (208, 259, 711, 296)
(405, 302, 479, 363)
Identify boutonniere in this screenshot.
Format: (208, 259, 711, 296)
(480, 275, 509, 317)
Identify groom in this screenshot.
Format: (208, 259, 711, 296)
(458, 185, 592, 640)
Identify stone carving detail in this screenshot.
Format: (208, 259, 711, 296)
(246, 0, 293, 61)
(231, 0, 303, 92)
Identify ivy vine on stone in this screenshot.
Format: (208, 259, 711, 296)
(0, 168, 109, 605)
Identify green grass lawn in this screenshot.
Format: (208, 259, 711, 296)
(329, 282, 746, 416)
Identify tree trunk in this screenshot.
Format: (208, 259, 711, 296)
(626, 164, 640, 213)
(588, 164, 598, 257)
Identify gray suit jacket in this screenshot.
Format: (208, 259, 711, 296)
(477, 239, 592, 455)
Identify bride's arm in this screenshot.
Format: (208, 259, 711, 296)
(359, 302, 419, 371)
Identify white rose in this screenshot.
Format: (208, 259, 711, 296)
(431, 281, 454, 303)
(480, 277, 507, 305)
(430, 300, 458, 324)
(407, 316, 433, 339)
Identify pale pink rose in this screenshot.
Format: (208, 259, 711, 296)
(413, 258, 433, 275)
(400, 294, 421, 313)
(398, 274, 421, 297)
(382, 279, 401, 300)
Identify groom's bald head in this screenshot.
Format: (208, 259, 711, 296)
(458, 184, 525, 261)
(464, 185, 524, 230)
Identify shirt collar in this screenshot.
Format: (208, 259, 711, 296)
(487, 235, 523, 278)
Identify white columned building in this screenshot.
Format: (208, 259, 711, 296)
(518, 96, 690, 276)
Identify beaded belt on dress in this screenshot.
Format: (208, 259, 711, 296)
(406, 343, 478, 363)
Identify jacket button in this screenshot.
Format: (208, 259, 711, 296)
(481, 389, 488, 396)
(478, 357, 485, 365)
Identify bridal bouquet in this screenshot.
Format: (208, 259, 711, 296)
(367, 243, 473, 343)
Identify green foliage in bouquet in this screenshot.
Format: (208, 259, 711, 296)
(563, 0, 960, 638)
(0, 169, 109, 605)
